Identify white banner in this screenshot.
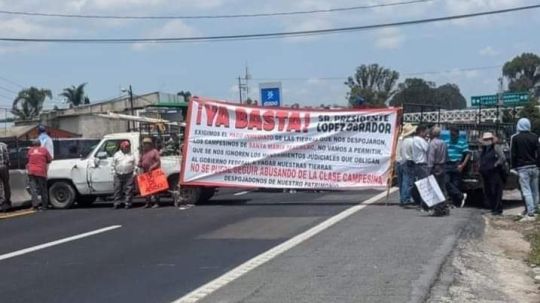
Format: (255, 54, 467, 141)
(180, 98, 399, 189)
(415, 175, 445, 207)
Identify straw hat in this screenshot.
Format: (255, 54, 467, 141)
(142, 137, 153, 144)
(401, 123, 417, 138)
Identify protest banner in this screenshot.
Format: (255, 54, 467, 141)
(414, 175, 446, 207)
(180, 98, 400, 189)
(137, 169, 169, 197)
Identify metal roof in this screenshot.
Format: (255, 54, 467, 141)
(0, 125, 36, 139)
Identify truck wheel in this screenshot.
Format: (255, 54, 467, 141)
(77, 195, 97, 207)
(200, 188, 216, 203)
(181, 187, 201, 205)
(49, 181, 76, 209)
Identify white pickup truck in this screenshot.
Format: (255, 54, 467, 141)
(47, 132, 215, 209)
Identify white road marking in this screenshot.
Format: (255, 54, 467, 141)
(233, 191, 250, 196)
(0, 225, 122, 261)
(173, 188, 397, 303)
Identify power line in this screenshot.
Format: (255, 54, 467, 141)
(0, 0, 434, 20)
(0, 75, 25, 89)
(0, 3, 537, 44)
(252, 65, 502, 82)
(0, 85, 17, 94)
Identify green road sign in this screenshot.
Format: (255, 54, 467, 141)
(471, 92, 529, 106)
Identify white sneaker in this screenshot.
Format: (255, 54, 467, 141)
(519, 215, 536, 222)
(460, 193, 467, 208)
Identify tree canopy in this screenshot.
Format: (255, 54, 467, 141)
(11, 87, 52, 121)
(177, 91, 192, 103)
(503, 53, 540, 92)
(345, 64, 399, 107)
(519, 99, 540, 134)
(389, 78, 466, 111)
(59, 83, 89, 107)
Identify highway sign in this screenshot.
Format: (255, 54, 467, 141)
(259, 82, 281, 107)
(471, 92, 529, 106)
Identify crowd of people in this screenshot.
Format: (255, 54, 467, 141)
(397, 117, 540, 220)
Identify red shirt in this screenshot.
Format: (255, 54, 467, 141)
(139, 149, 160, 172)
(27, 146, 52, 177)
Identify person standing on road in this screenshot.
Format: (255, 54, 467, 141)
(397, 123, 416, 206)
(510, 118, 540, 221)
(38, 125, 54, 159)
(0, 140, 10, 212)
(479, 132, 507, 216)
(27, 139, 52, 211)
(112, 141, 136, 209)
(427, 127, 449, 214)
(444, 127, 469, 208)
(139, 137, 162, 208)
(411, 125, 429, 207)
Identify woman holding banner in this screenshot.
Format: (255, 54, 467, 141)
(139, 137, 162, 208)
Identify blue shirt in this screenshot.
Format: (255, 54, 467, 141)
(444, 137, 469, 162)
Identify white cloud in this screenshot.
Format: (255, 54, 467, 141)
(375, 27, 405, 49)
(132, 20, 198, 50)
(443, 0, 525, 26)
(479, 46, 500, 57)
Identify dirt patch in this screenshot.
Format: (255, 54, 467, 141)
(430, 215, 540, 303)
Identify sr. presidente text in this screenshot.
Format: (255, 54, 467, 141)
(195, 103, 392, 134)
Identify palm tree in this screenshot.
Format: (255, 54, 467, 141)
(11, 87, 52, 121)
(60, 83, 89, 107)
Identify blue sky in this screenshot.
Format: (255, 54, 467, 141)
(0, 0, 538, 111)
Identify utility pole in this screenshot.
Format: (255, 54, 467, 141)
(237, 65, 251, 104)
(124, 85, 134, 131)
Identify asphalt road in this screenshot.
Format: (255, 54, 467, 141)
(0, 189, 481, 303)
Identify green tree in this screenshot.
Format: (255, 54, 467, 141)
(177, 91, 192, 103)
(345, 64, 399, 107)
(434, 83, 467, 109)
(60, 83, 89, 107)
(519, 99, 540, 134)
(390, 78, 466, 111)
(503, 53, 540, 92)
(11, 87, 52, 121)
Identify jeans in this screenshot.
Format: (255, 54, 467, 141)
(517, 166, 539, 215)
(397, 162, 414, 204)
(29, 175, 48, 209)
(446, 162, 464, 206)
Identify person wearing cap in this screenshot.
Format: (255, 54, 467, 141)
(38, 125, 54, 159)
(27, 139, 52, 211)
(139, 137, 162, 208)
(112, 141, 136, 209)
(397, 123, 416, 206)
(479, 132, 507, 216)
(510, 118, 540, 221)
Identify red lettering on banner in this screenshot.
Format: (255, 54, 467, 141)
(215, 106, 230, 127)
(196, 103, 203, 125)
(262, 110, 275, 131)
(303, 113, 310, 132)
(204, 104, 219, 127)
(235, 108, 248, 129)
(287, 112, 302, 132)
(248, 110, 263, 130)
(276, 110, 288, 131)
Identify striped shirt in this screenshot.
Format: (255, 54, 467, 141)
(444, 137, 469, 162)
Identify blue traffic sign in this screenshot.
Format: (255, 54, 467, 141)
(260, 87, 281, 107)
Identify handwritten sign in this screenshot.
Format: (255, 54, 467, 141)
(137, 169, 169, 197)
(415, 175, 445, 207)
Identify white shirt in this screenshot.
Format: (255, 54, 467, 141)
(400, 136, 414, 162)
(112, 150, 136, 175)
(412, 136, 429, 164)
(39, 134, 54, 159)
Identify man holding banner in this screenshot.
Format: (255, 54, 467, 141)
(139, 137, 162, 208)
